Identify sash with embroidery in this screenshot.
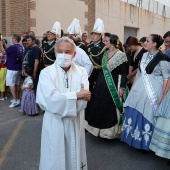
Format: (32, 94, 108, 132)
(102, 51, 123, 125)
(140, 53, 158, 112)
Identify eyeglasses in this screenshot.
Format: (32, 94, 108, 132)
(64, 72, 69, 88)
(164, 41, 170, 44)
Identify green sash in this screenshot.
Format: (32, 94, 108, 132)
(102, 51, 123, 125)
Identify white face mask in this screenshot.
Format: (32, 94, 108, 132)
(56, 53, 72, 67)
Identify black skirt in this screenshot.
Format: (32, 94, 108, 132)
(85, 69, 119, 129)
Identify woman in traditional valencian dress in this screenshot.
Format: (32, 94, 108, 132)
(149, 77, 170, 159)
(85, 34, 127, 139)
(121, 34, 170, 150)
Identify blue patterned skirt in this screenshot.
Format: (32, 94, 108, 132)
(121, 107, 154, 150)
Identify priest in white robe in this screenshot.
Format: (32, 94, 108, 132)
(36, 37, 91, 170)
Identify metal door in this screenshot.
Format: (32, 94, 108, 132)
(124, 26, 138, 43)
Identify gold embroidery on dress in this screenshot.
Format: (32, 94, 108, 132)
(108, 51, 127, 71)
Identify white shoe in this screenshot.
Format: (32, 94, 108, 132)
(0, 97, 7, 101)
(17, 99, 20, 104)
(11, 99, 20, 103)
(9, 100, 20, 108)
(0, 98, 5, 101)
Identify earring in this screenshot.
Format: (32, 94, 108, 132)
(116, 39, 120, 48)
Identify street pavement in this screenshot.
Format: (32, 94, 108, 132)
(0, 94, 170, 170)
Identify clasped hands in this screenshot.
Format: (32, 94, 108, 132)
(77, 83, 91, 101)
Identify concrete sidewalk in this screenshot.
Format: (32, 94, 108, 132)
(0, 92, 42, 170)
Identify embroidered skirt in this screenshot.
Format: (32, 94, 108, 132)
(149, 90, 170, 159)
(149, 117, 170, 159)
(19, 90, 38, 115)
(121, 107, 154, 150)
(85, 70, 120, 139)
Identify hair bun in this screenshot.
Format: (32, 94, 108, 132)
(151, 34, 163, 48)
(110, 34, 119, 46)
(158, 35, 163, 47)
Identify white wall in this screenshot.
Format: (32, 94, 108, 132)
(31, 0, 88, 38)
(29, 0, 170, 42)
(95, 0, 170, 43)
